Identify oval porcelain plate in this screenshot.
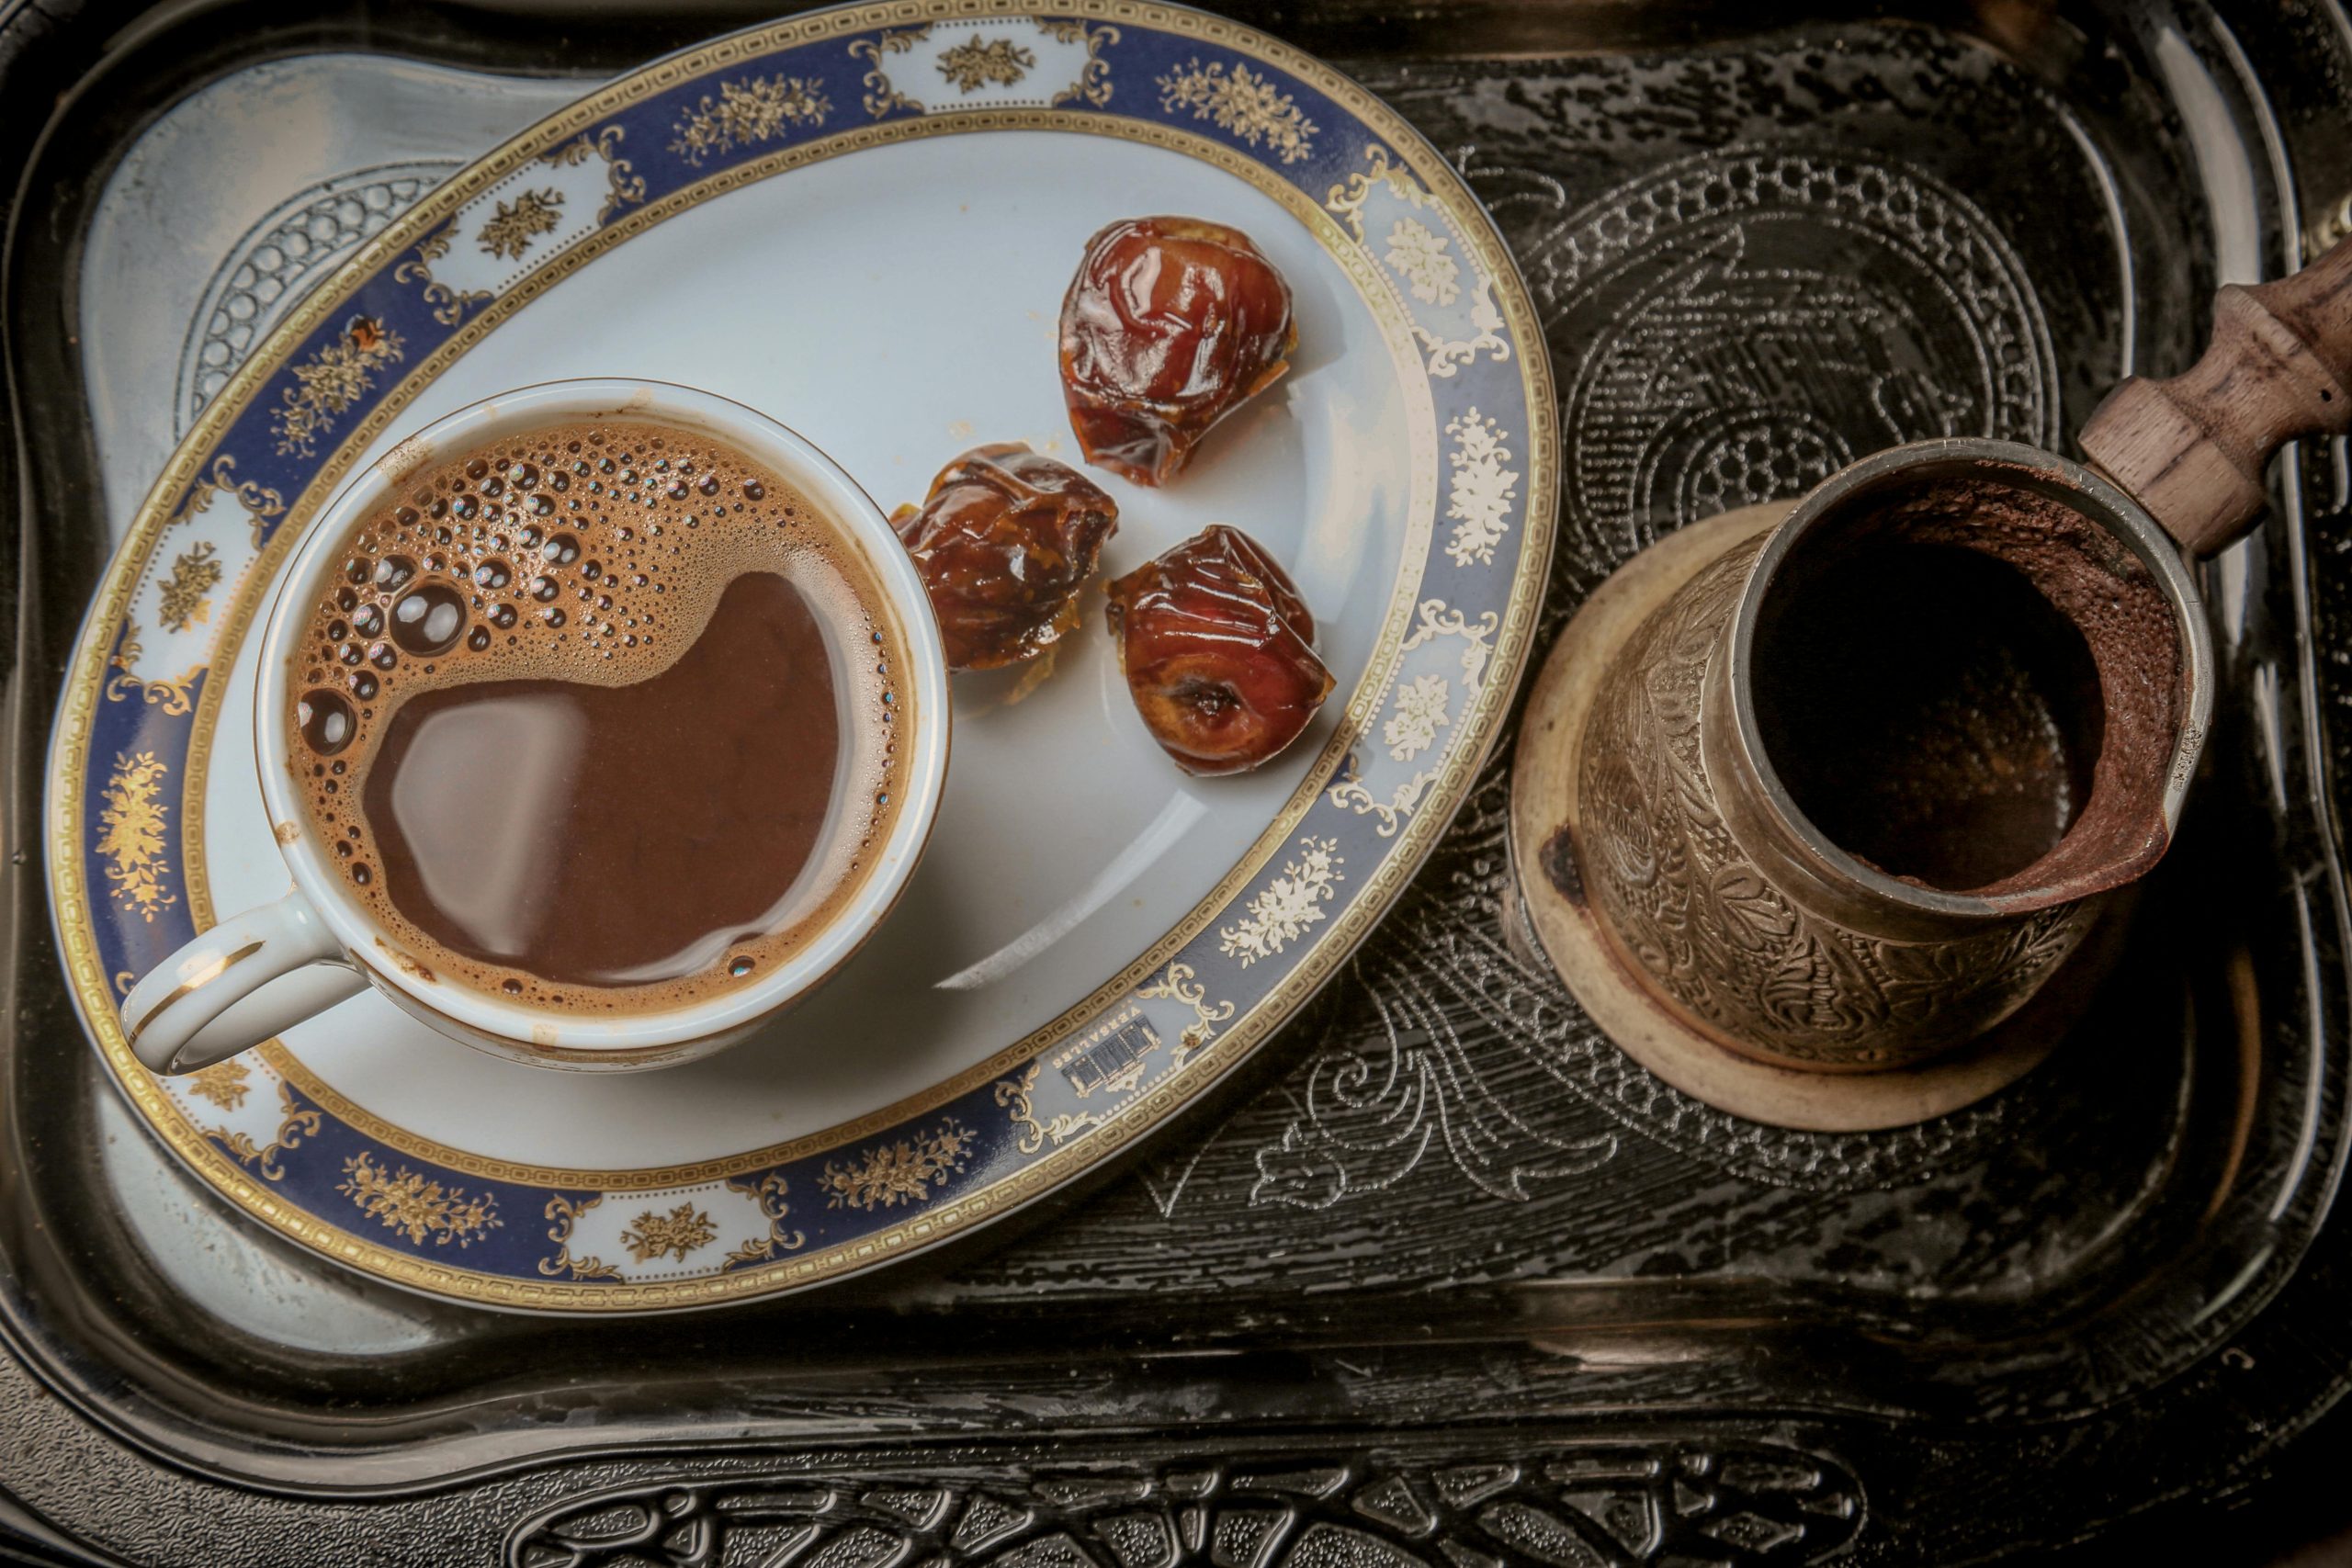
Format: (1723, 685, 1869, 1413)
(49, 0, 1555, 1312)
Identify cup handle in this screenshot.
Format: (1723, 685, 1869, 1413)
(120, 891, 366, 1074)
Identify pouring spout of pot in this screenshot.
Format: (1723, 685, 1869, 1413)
(2080, 231, 2352, 556)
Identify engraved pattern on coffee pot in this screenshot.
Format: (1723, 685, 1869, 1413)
(1577, 536, 2091, 1068)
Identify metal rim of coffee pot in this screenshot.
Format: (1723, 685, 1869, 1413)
(1720, 436, 2217, 928)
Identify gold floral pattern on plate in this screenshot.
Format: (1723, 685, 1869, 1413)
(96, 750, 174, 921)
(339, 1152, 502, 1247)
(1157, 59, 1315, 164)
(475, 186, 565, 262)
(621, 1202, 719, 1264)
(1382, 673, 1451, 761)
(1219, 838, 1345, 965)
(1443, 409, 1520, 569)
(154, 542, 222, 633)
(1383, 216, 1460, 306)
(270, 314, 403, 457)
(819, 1119, 975, 1211)
(854, 18, 1118, 115)
(184, 1057, 251, 1111)
(937, 37, 1034, 93)
(672, 74, 831, 164)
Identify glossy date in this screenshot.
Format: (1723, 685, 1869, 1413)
(892, 444, 1120, 671)
(1104, 525, 1334, 774)
(1059, 217, 1296, 487)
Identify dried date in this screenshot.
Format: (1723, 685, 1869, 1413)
(1104, 525, 1334, 774)
(1059, 217, 1296, 487)
(892, 444, 1120, 671)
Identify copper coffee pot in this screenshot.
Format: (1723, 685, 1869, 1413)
(1510, 234, 2352, 1129)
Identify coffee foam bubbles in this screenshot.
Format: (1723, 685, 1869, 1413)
(288, 420, 910, 1012)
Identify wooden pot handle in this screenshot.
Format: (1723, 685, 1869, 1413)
(2079, 231, 2352, 555)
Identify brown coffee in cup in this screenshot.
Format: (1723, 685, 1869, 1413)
(287, 421, 911, 1012)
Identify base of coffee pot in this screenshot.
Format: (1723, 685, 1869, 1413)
(1508, 502, 2098, 1132)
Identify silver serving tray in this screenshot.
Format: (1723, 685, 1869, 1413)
(1, 1, 2348, 1562)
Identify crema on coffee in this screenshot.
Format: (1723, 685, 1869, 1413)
(287, 421, 910, 1013)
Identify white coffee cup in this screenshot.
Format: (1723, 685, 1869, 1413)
(121, 378, 950, 1075)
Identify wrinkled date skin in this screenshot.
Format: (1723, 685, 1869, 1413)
(893, 444, 1120, 671)
(1105, 525, 1335, 774)
(1059, 216, 1297, 487)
